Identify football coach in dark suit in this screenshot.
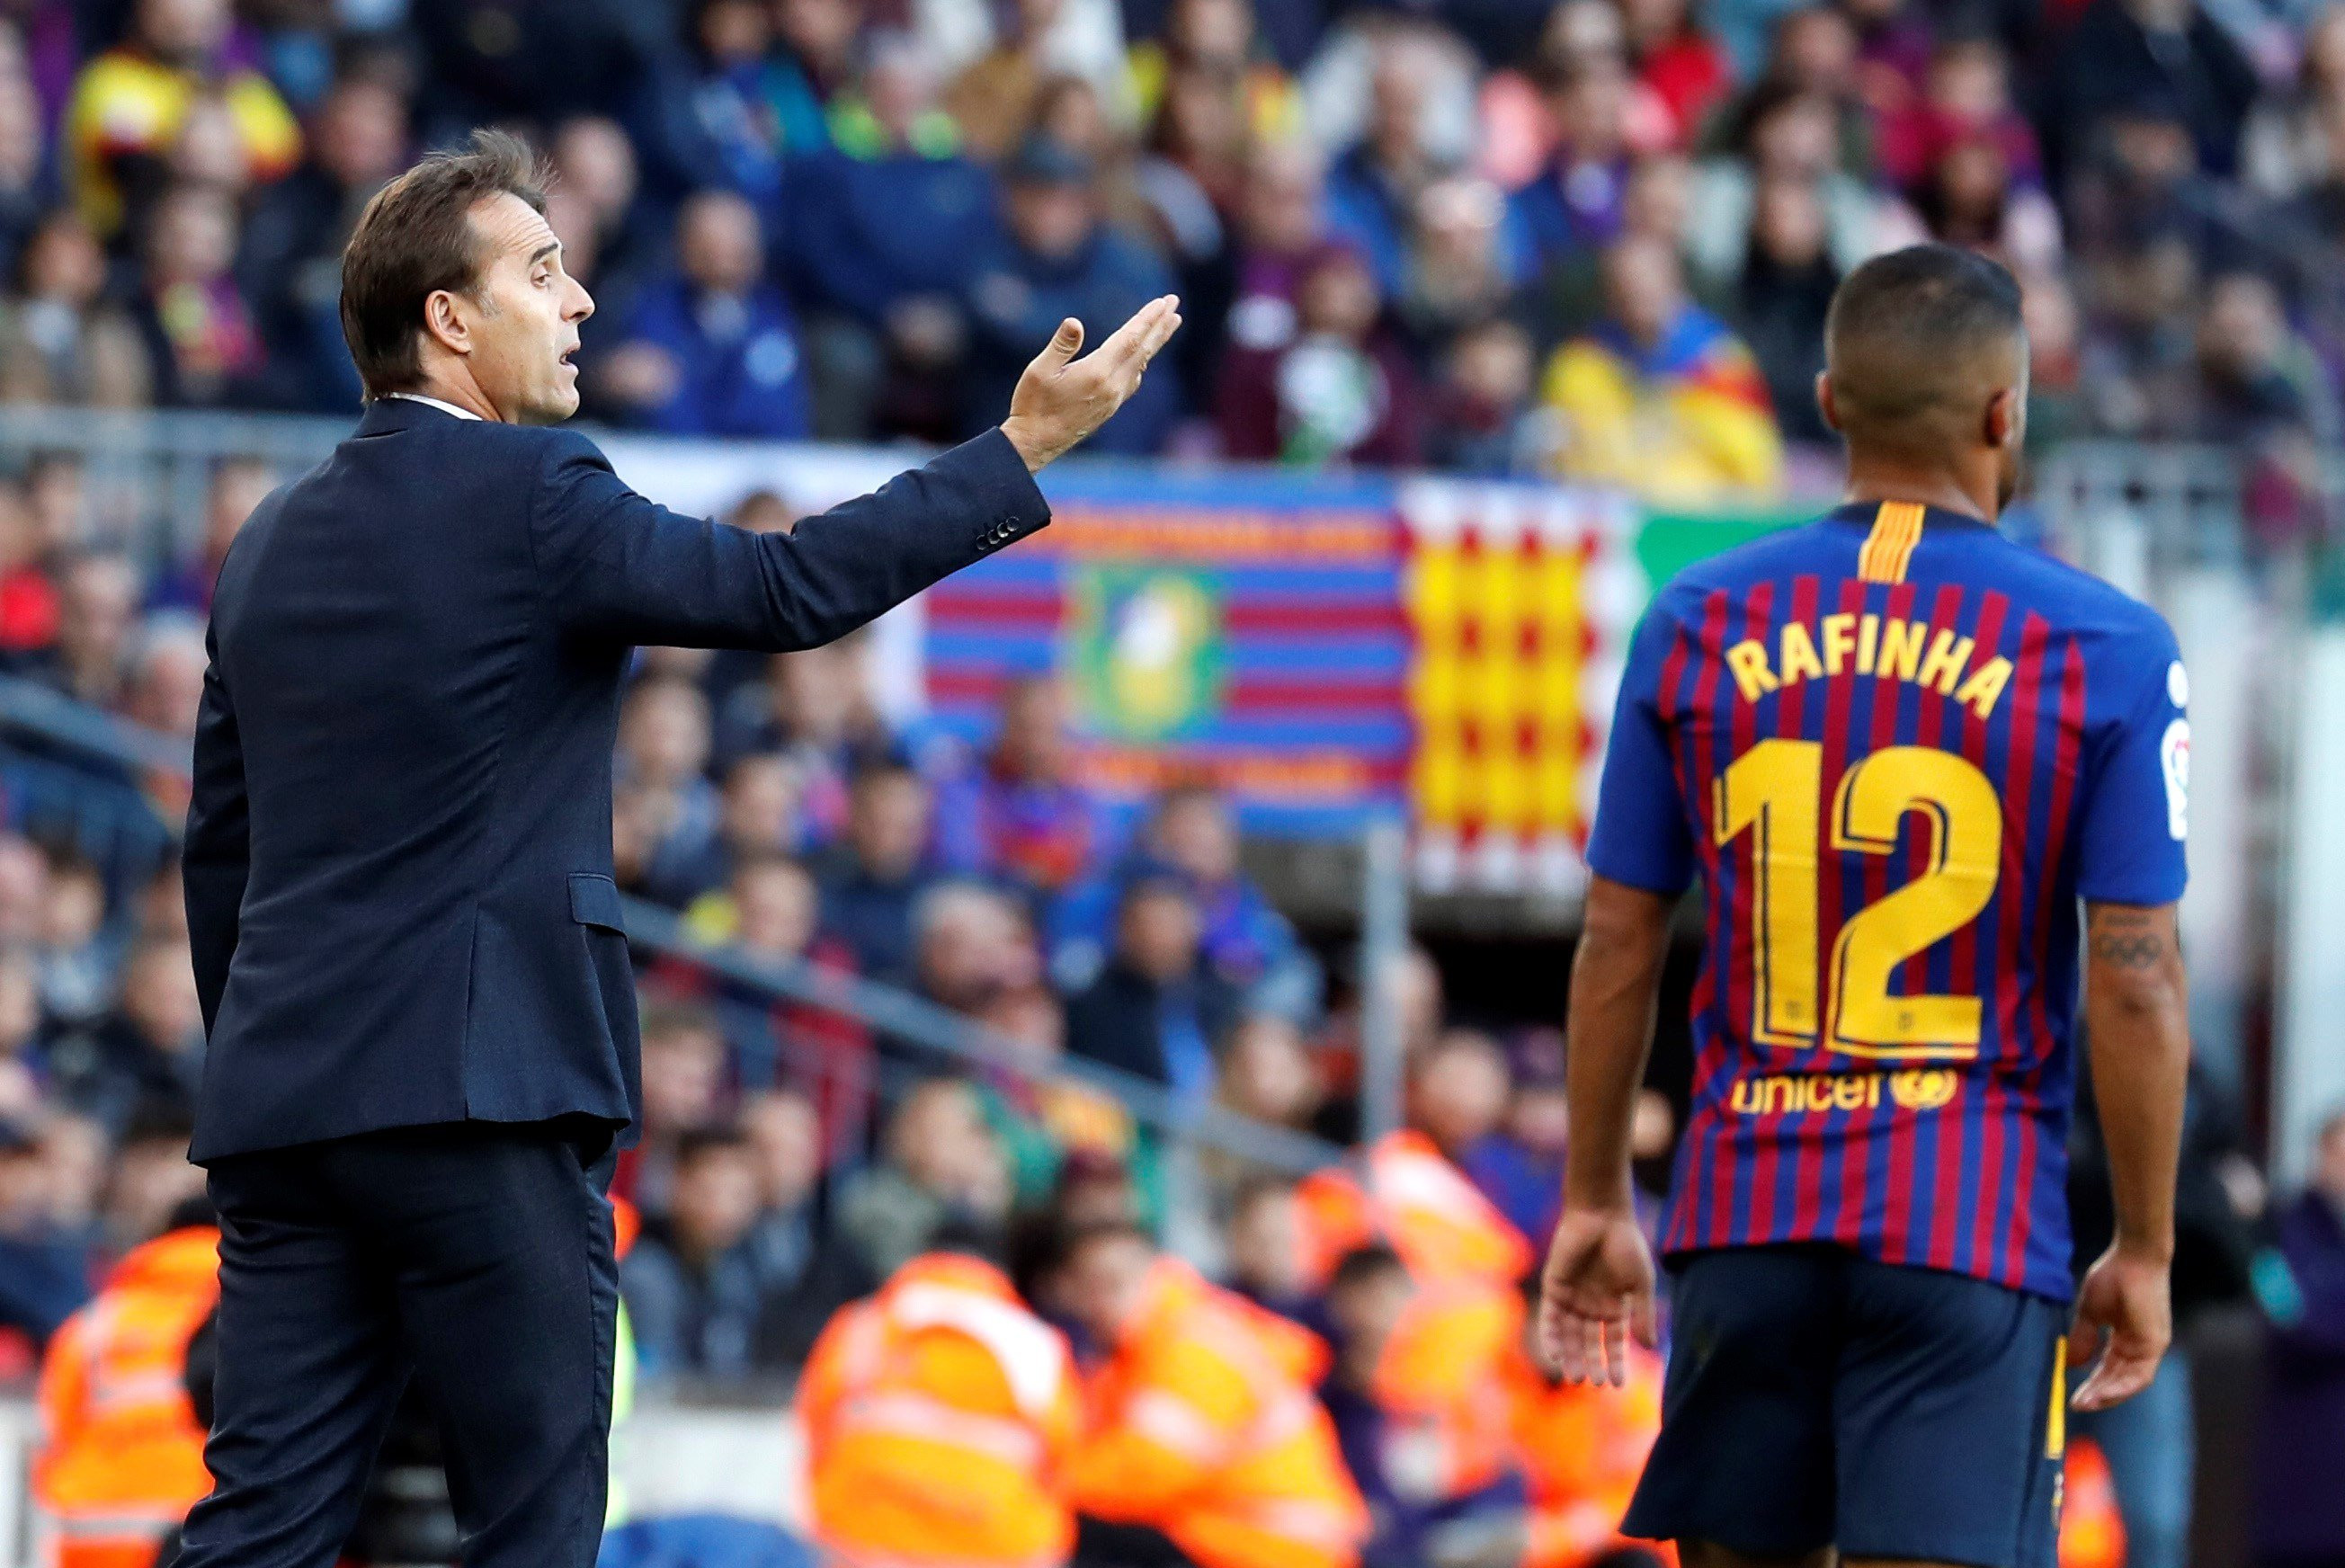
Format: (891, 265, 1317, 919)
(172, 129, 1178, 1568)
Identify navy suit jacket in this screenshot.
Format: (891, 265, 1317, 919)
(183, 398, 1048, 1163)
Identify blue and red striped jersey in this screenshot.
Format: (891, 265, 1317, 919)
(1586, 500, 2189, 1300)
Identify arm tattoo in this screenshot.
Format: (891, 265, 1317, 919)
(2091, 909, 2169, 970)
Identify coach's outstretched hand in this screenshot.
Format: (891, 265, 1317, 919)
(1538, 1205, 1660, 1388)
(2070, 1243, 2172, 1411)
(999, 296, 1183, 473)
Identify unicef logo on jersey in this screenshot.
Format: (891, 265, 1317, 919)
(1729, 1067, 1963, 1117)
(1887, 1069, 1960, 1111)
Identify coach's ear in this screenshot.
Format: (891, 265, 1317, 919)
(423, 288, 474, 361)
(1814, 371, 1841, 434)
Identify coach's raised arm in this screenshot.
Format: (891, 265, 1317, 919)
(172, 128, 1175, 1568)
(518, 291, 1179, 655)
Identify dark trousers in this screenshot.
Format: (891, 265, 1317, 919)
(175, 1118, 620, 1568)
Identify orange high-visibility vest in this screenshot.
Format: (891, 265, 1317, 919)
(35, 1226, 218, 1568)
(801, 1253, 1081, 1568)
(1295, 1131, 1533, 1290)
(1368, 1278, 1525, 1504)
(1068, 1259, 1369, 1568)
(1508, 1344, 1669, 1568)
(2058, 1439, 2125, 1568)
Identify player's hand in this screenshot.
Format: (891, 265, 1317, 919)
(999, 297, 1182, 473)
(1538, 1204, 1659, 1387)
(2070, 1243, 2171, 1412)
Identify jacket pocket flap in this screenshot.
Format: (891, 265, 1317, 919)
(568, 873, 627, 932)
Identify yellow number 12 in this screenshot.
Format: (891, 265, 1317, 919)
(1712, 740, 2002, 1060)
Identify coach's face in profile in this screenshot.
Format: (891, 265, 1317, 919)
(427, 191, 593, 423)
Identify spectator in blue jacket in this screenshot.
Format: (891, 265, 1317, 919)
(1502, 53, 1636, 291)
(0, 1116, 94, 1347)
(812, 759, 937, 989)
(598, 190, 811, 439)
(621, 1122, 871, 1376)
(963, 135, 1181, 453)
(1326, 36, 1449, 300)
(787, 35, 996, 441)
(1049, 781, 1315, 1019)
(630, 0, 827, 227)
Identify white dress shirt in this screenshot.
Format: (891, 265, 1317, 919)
(385, 391, 481, 421)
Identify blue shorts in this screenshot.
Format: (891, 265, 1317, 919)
(1623, 1244, 2068, 1568)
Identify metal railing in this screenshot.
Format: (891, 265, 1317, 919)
(0, 408, 346, 573)
(621, 895, 1342, 1175)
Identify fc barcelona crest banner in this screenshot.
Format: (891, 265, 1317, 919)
(921, 467, 1410, 841)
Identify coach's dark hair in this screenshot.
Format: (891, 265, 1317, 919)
(1823, 244, 2025, 435)
(338, 129, 550, 400)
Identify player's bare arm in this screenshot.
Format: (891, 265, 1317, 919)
(2071, 900, 2190, 1412)
(1539, 873, 1672, 1387)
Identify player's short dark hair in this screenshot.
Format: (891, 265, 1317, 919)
(1823, 244, 2025, 436)
(340, 129, 550, 401)
(1827, 244, 2023, 361)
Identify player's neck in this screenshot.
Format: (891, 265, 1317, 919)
(1841, 461, 1997, 526)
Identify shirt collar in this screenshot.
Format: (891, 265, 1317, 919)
(384, 391, 483, 421)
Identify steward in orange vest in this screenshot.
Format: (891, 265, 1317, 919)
(1503, 1320, 1667, 1568)
(1294, 1049, 1534, 1537)
(1292, 1035, 1532, 1293)
(1045, 1221, 1369, 1568)
(801, 1245, 1083, 1568)
(1315, 1243, 1531, 1568)
(35, 1215, 219, 1568)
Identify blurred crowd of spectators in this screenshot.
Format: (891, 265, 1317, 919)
(0, 0, 2342, 1551)
(0, 0, 2332, 512)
